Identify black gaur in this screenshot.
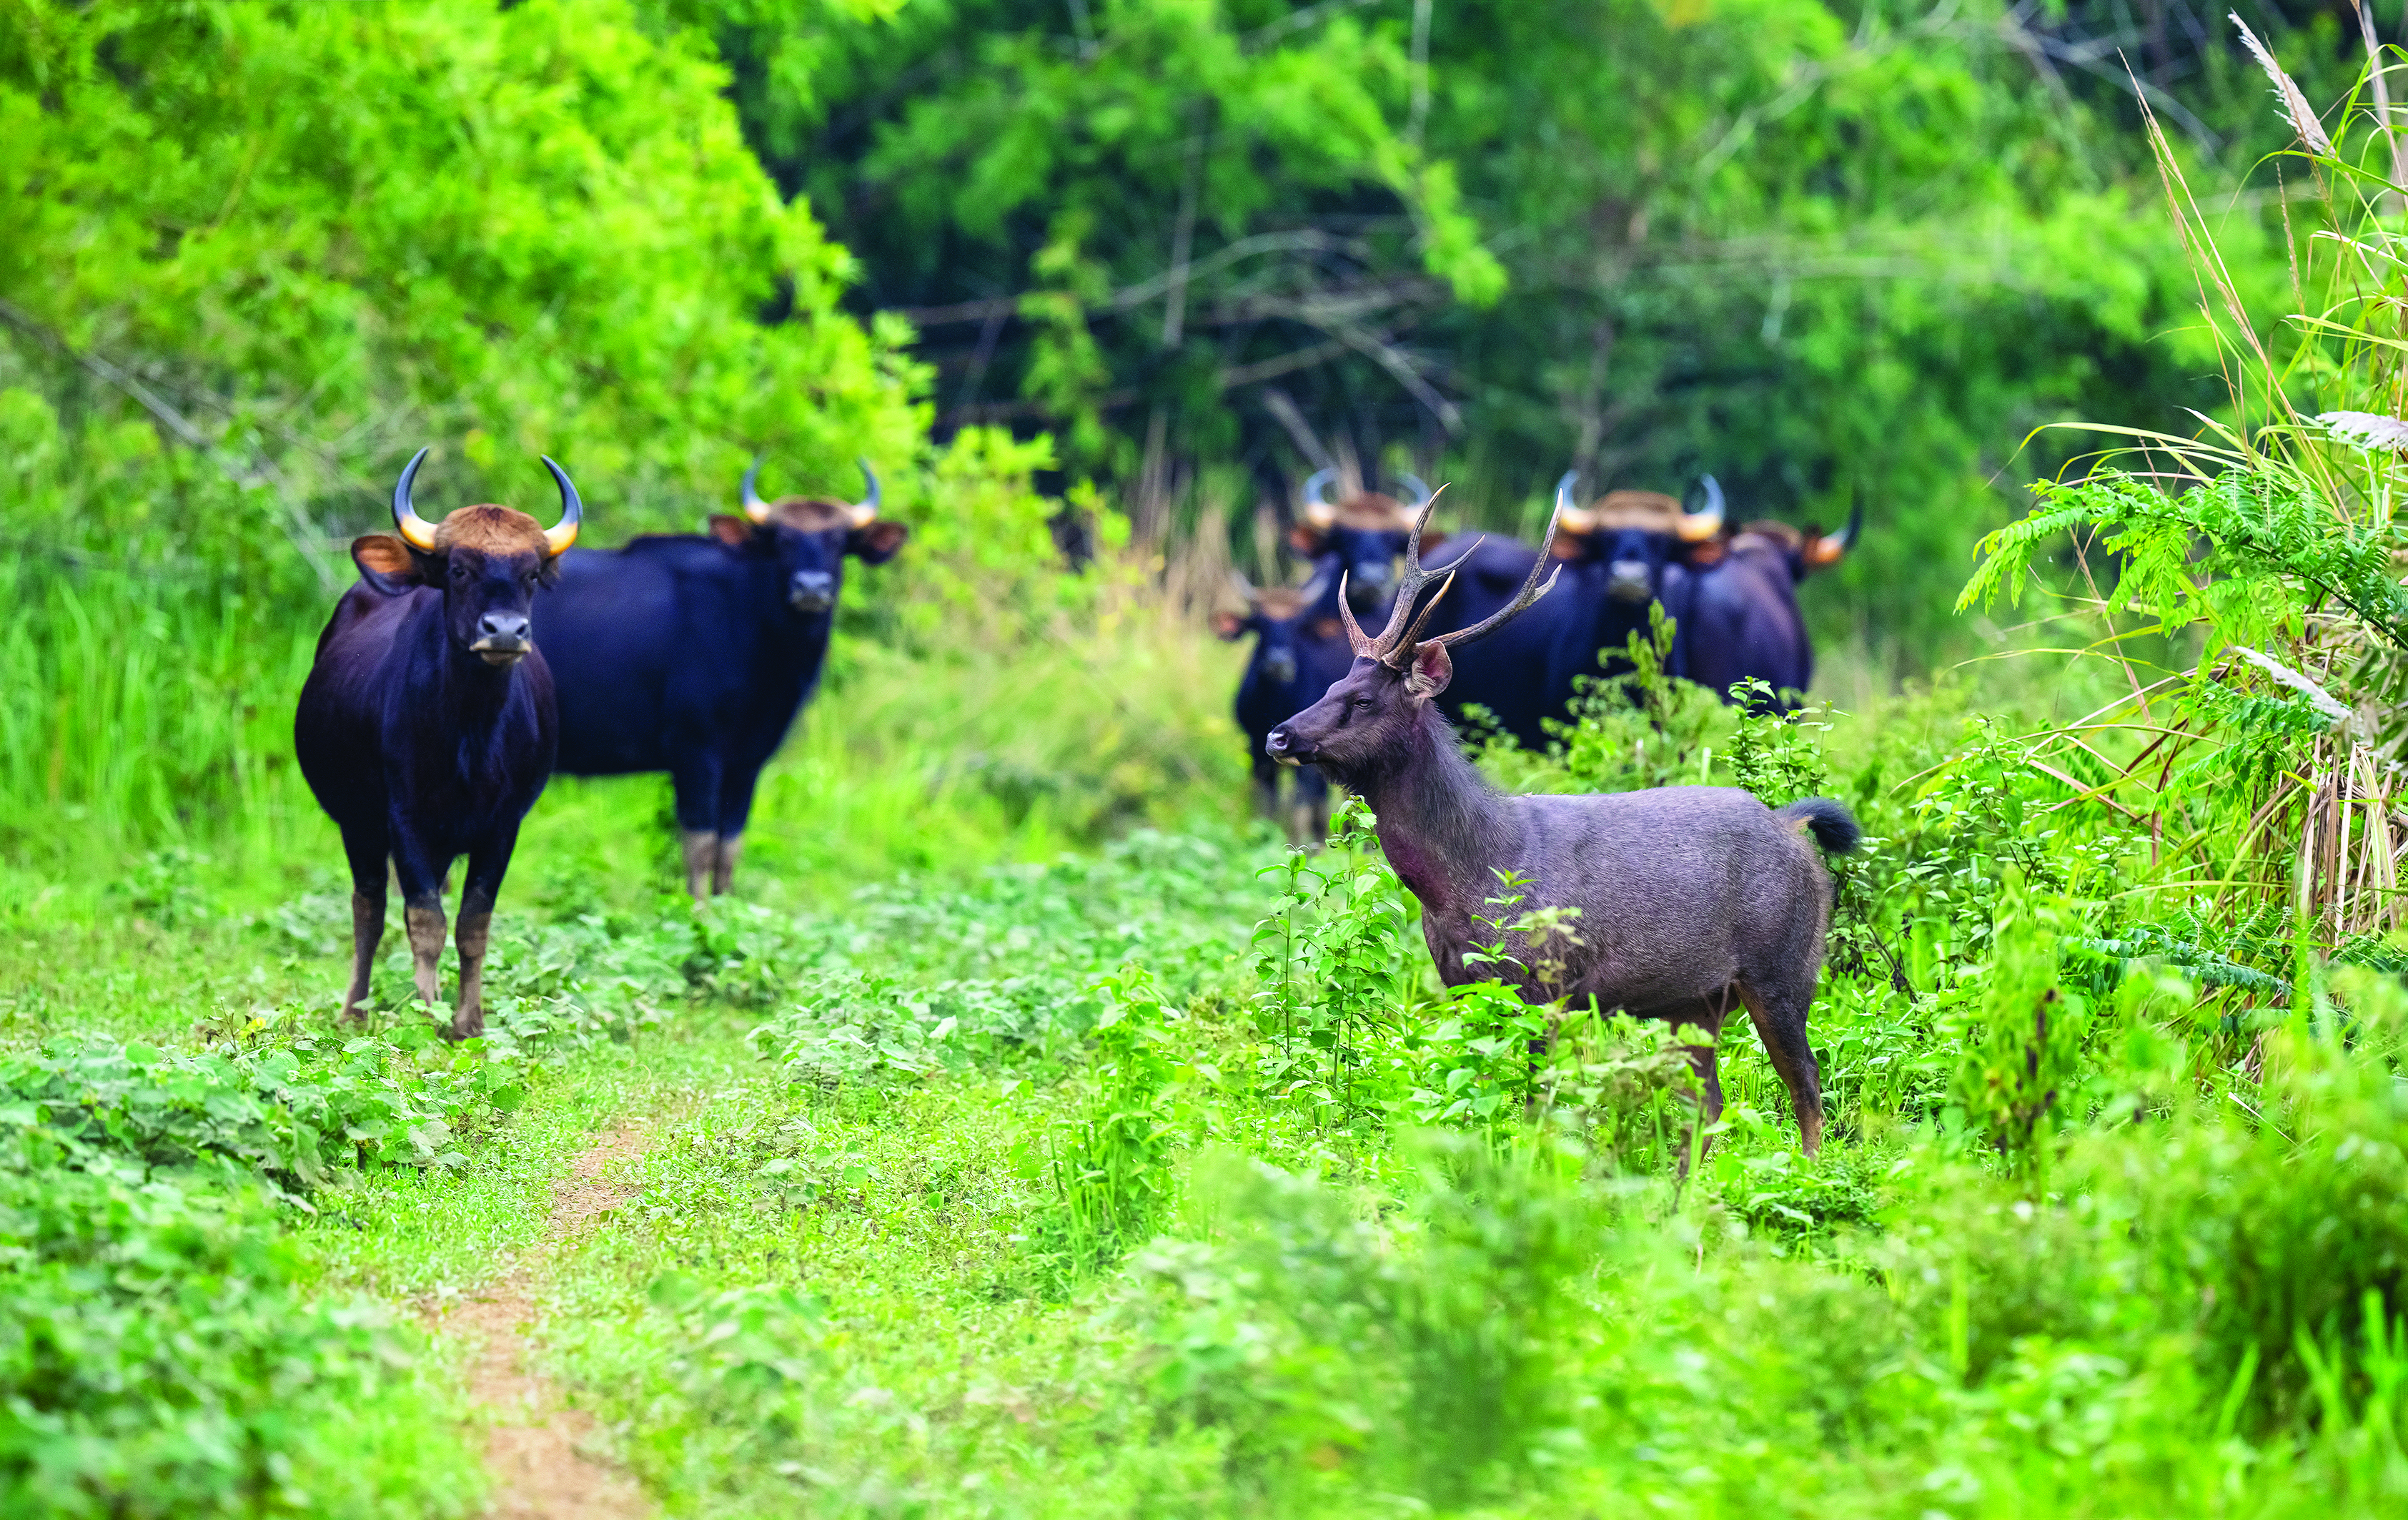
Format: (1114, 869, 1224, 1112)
(1214, 568, 1353, 844)
(536, 460, 906, 898)
(1683, 506, 1860, 711)
(295, 448, 581, 1038)
(1266, 498, 1858, 1155)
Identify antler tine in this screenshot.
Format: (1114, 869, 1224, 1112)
(1366, 489, 1450, 658)
(1336, 571, 1376, 655)
(1378, 568, 1460, 668)
(1431, 500, 1566, 652)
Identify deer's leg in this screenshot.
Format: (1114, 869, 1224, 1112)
(450, 823, 520, 1042)
(337, 823, 390, 1021)
(1641, 995, 1730, 1170)
(1738, 978, 1825, 1158)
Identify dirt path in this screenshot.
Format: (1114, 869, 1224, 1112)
(446, 1127, 653, 1520)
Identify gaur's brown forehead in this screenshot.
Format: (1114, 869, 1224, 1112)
(432, 505, 549, 557)
(1585, 490, 1686, 531)
(1734, 520, 1805, 551)
(1254, 588, 1312, 618)
(765, 496, 856, 532)
(1332, 493, 1414, 530)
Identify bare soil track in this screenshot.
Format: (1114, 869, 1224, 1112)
(440, 1125, 653, 1519)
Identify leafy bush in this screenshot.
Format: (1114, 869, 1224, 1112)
(0, 1164, 478, 1519)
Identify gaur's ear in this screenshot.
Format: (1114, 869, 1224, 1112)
(1803, 531, 1845, 571)
(1417, 528, 1449, 551)
(537, 553, 564, 589)
(1404, 641, 1452, 700)
(707, 514, 759, 548)
(846, 518, 909, 563)
(351, 534, 425, 593)
(1211, 610, 1249, 640)
(1681, 538, 1728, 568)
(1310, 616, 1343, 640)
(1287, 523, 1327, 553)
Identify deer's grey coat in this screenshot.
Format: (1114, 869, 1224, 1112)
(1271, 653, 1857, 1153)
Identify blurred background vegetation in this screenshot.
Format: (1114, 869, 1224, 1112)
(0, 0, 2367, 867)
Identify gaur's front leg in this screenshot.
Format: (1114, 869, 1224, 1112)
(712, 768, 764, 897)
(671, 751, 728, 901)
(452, 823, 520, 1042)
(391, 839, 450, 1020)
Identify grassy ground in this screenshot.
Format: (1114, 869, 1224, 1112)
(5, 621, 2407, 1516)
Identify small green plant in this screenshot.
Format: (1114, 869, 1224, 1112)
(1029, 966, 1181, 1282)
(1248, 797, 1414, 1126)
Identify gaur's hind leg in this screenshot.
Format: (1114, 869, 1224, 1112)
(451, 823, 521, 1042)
(337, 823, 390, 1021)
(670, 752, 728, 902)
(1737, 978, 1825, 1156)
(390, 836, 450, 1018)
(711, 767, 765, 897)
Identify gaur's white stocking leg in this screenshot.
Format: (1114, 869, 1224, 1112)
(712, 834, 743, 897)
(680, 830, 720, 902)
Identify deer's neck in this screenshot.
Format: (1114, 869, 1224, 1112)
(1355, 708, 1517, 915)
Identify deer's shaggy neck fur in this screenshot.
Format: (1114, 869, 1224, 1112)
(1331, 703, 1519, 917)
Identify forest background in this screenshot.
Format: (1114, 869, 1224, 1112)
(16, 4, 2408, 1516)
(3, 0, 2358, 866)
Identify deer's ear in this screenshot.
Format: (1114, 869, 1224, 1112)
(1404, 641, 1452, 700)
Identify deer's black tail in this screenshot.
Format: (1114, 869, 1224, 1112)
(1776, 797, 1861, 855)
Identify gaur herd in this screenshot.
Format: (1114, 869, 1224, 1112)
(297, 448, 1856, 1154)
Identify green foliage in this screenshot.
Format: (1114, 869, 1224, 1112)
(1029, 967, 1182, 1283)
(1247, 798, 1414, 1125)
(0, 1164, 478, 1519)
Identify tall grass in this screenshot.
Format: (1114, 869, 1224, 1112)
(0, 538, 1251, 904)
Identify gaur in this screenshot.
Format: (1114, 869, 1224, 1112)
(1215, 567, 1351, 844)
(1682, 504, 1859, 711)
(1426, 473, 1722, 748)
(1266, 500, 1859, 1154)
(1286, 468, 1435, 616)
(536, 460, 906, 898)
(295, 448, 581, 1038)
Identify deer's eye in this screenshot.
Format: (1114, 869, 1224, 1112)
(1352, 695, 1374, 709)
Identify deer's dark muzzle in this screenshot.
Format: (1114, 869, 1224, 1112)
(1265, 724, 1309, 767)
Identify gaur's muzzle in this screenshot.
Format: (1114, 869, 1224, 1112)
(1345, 558, 1394, 610)
(1263, 648, 1298, 686)
(789, 570, 835, 614)
(1607, 559, 1653, 604)
(472, 611, 532, 667)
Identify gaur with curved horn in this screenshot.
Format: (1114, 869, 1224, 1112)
(297, 447, 583, 1038)
(1683, 485, 1864, 711)
(537, 454, 911, 898)
(1216, 563, 1349, 844)
(392, 447, 580, 558)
